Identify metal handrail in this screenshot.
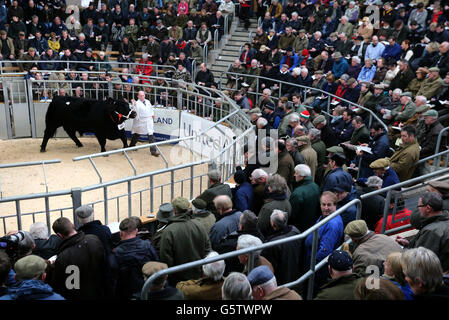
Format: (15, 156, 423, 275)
(435, 126, 449, 155)
(140, 198, 362, 300)
(214, 29, 219, 51)
(221, 70, 388, 131)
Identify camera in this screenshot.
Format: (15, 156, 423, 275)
(0, 231, 25, 262)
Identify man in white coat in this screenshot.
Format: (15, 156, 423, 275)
(130, 91, 160, 156)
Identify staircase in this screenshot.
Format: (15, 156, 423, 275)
(208, 17, 259, 86)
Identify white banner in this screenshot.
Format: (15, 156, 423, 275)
(178, 111, 235, 160)
(125, 107, 180, 140)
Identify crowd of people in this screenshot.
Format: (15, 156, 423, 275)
(1, 0, 449, 302)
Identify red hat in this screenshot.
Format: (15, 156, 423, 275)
(302, 49, 309, 57)
(300, 110, 310, 119)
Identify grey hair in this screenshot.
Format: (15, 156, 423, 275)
(292, 67, 301, 76)
(237, 234, 262, 258)
(421, 192, 443, 211)
(267, 174, 288, 194)
(392, 88, 403, 95)
(222, 272, 252, 300)
(352, 56, 361, 64)
(270, 209, 288, 229)
(286, 138, 298, 149)
(294, 164, 311, 177)
(289, 114, 300, 123)
(256, 117, 268, 127)
(263, 88, 272, 95)
(240, 210, 258, 231)
(208, 169, 221, 183)
(415, 95, 427, 104)
(366, 176, 383, 188)
(202, 251, 226, 281)
(29, 222, 49, 240)
(401, 247, 443, 293)
(251, 168, 268, 181)
(309, 128, 321, 139)
(301, 67, 308, 75)
(258, 276, 277, 291)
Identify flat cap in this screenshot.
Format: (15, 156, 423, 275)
(428, 67, 440, 73)
(333, 51, 343, 59)
(172, 197, 190, 213)
(191, 198, 207, 210)
(373, 84, 384, 89)
(14, 255, 48, 281)
(428, 180, 449, 194)
(142, 261, 168, 278)
(265, 102, 275, 110)
(369, 158, 390, 169)
(328, 250, 353, 271)
(314, 70, 324, 75)
(157, 203, 174, 223)
(326, 146, 344, 154)
(247, 265, 274, 286)
(400, 91, 413, 98)
(423, 109, 438, 117)
(298, 29, 306, 33)
(328, 152, 346, 161)
(312, 114, 326, 125)
(75, 205, 94, 219)
(344, 219, 369, 238)
(249, 107, 262, 115)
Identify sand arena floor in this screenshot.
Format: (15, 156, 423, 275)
(0, 136, 209, 235)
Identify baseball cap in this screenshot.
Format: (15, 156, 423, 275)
(328, 250, 353, 271)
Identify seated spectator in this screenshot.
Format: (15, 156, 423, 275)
(221, 272, 252, 300)
(0, 255, 64, 300)
(248, 265, 302, 300)
(118, 36, 135, 64)
(333, 182, 357, 228)
(141, 261, 184, 300)
(19, 47, 40, 72)
(115, 217, 158, 299)
(357, 58, 376, 83)
(176, 251, 225, 300)
(95, 51, 111, 73)
(314, 250, 362, 300)
(322, 152, 353, 192)
(345, 219, 403, 275)
(0, 30, 15, 60)
(29, 222, 61, 260)
(416, 67, 444, 100)
(389, 126, 420, 182)
(382, 252, 414, 300)
(369, 158, 400, 188)
(401, 247, 449, 299)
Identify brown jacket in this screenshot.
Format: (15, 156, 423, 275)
(263, 286, 303, 300)
(176, 277, 224, 300)
(390, 140, 420, 181)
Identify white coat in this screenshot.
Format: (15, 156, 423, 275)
(132, 99, 154, 135)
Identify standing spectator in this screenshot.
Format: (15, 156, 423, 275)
(248, 265, 302, 300)
(322, 152, 353, 192)
(261, 210, 303, 285)
(232, 170, 254, 213)
(191, 199, 216, 235)
(29, 222, 61, 260)
(209, 195, 242, 251)
(389, 126, 420, 182)
(115, 217, 158, 299)
(141, 261, 184, 300)
(221, 272, 252, 300)
(47, 217, 106, 300)
(159, 197, 212, 285)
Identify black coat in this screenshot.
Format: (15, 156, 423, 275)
(32, 235, 62, 260)
(47, 232, 106, 300)
(77, 220, 112, 254)
(262, 225, 304, 285)
(321, 123, 338, 148)
(357, 185, 385, 230)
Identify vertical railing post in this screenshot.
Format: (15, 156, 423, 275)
(381, 190, 392, 234)
(71, 188, 82, 229)
(307, 229, 319, 300)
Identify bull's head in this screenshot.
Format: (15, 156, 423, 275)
(108, 98, 137, 124)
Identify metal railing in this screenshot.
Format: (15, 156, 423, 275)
(360, 167, 449, 235)
(219, 70, 389, 132)
(141, 198, 362, 300)
(0, 74, 253, 235)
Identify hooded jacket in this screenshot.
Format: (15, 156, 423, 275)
(0, 280, 64, 300)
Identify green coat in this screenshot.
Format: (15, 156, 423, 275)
(311, 138, 327, 186)
(389, 140, 420, 181)
(289, 176, 321, 232)
(314, 273, 363, 300)
(391, 101, 416, 123)
(417, 76, 444, 100)
(195, 182, 232, 217)
(278, 110, 299, 137)
(191, 210, 216, 235)
(159, 212, 212, 283)
(125, 25, 139, 43)
(350, 124, 370, 145)
(278, 33, 295, 50)
(292, 35, 309, 53)
(277, 150, 295, 190)
(336, 22, 354, 37)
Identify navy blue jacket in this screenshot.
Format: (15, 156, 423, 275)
(115, 237, 159, 299)
(337, 188, 358, 228)
(381, 167, 400, 189)
(322, 167, 354, 192)
(336, 120, 355, 143)
(209, 209, 242, 251)
(232, 182, 254, 213)
(360, 132, 390, 168)
(0, 280, 64, 300)
(78, 220, 113, 254)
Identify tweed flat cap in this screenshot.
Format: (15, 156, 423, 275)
(75, 205, 94, 218)
(369, 158, 390, 169)
(344, 220, 369, 238)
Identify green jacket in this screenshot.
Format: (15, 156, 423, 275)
(159, 212, 212, 283)
(391, 101, 416, 123)
(389, 140, 420, 181)
(191, 210, 216, 235)
(278, 33, 295, 50)
(245, 66, 261, 91)
(278, 110, 299, 137)
(298, 140, 318, 181)
(277, 150, 295, 190)
(350, 124, 370, 145)
(292, 35, 309, 54)
(314, 273, 363, 300)
(195, 182, 232, 216)
(0, 37, 15, 58)
(336, 22, 354, 37)
(417, 76, 444, 100)
(125, 25, 139, 43)
(311, 138, 327, 186)
(289, 176, 321, 232)
(409, 210, 449, 272)
(258, 195, 292, 237)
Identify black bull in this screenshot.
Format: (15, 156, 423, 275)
(40, 96, 136, 153)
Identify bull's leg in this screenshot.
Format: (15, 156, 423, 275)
(120, 133, 128, 149)
(40, 125, 58, 152)
(63, 126, 83, 148)
(96, 136, 107, 153)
